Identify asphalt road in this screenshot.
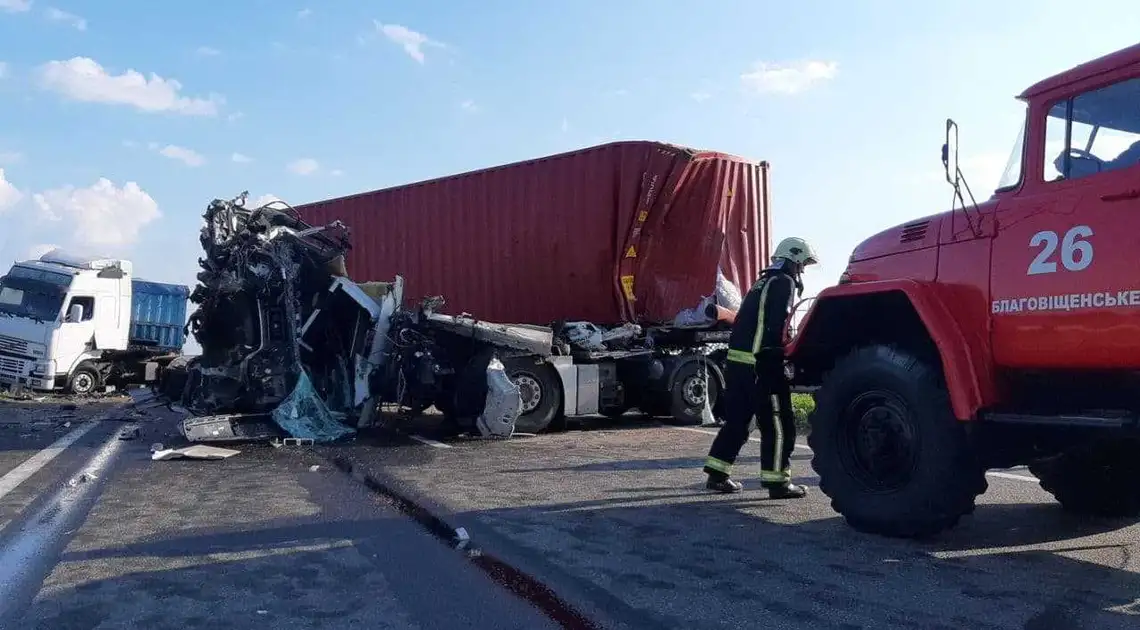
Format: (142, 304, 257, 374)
(0, 398, 559, 630)
(3, 395, 1139, 630)
(332, 417, 1140, 630)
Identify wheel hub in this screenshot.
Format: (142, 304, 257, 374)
(681, 375, 707, 407)
(841, 392, 918, 492)
(74, 373, 94, 393)
(513, 374, 542, 413)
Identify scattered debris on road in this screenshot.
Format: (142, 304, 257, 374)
(151, 445, 241, 461)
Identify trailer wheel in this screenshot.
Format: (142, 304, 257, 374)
(661, 360, 720, 426)
(502, 356, 564, 434)
(809, 345, 987, 538)
(68, 364, 102, 396)
(1029, 439, 1140, 518)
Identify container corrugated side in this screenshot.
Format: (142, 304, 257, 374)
(130, 279, 190, 350)
(295, 141, 769, 326)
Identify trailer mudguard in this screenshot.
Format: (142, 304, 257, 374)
(786, 279, 996, 421)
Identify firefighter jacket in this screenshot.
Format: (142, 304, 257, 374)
(725, 268, 796, 366)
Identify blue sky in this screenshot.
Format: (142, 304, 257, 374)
(1, 0, 1138, 348)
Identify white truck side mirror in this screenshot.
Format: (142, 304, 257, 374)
(68, 303, 83, 323)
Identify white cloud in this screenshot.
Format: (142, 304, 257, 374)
(26, 243, 58, 260)
(329, 169, 343, 177)
(287, 158, 319, 176)
(560, 118, 569, 133)
(0, 0, 31, 13)
(195, 46, 221, 57)
(157, 144, 206, 167)
(0, 150, 22, 164)
(0, 61, 7, 78)
(247, 193, 282, 208)
(374, 21, 440, 63)
(32, 178, 160, 247)
(691, 91, 712, 103)
(297, 8, 311, 18)
(45, 7, 85, 30)
(0, 168, 22, 213)
(460, 99, 478, 112)
(38, 57, 223, 116)
(231, 152, 252, 164)
(741, 60, 838, 95)
(227, 111, 244, 123)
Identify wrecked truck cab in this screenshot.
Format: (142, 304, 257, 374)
(171, 193, 543, 443)
(184, 194, 358, 424)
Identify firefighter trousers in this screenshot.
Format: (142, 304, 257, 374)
(703, 357, 797, 485)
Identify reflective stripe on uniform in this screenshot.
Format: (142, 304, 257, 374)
(771, 393, 784, 475)
(759, 469, 791, 483)
(750, 279, 772, 354)
(704, 456, 733, 474)
(726, 349, 755, 364)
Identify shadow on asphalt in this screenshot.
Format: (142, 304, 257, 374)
(375, 411, 696, 444)
(436, 494, 1140, 629)
(926, 501, 1140, 551)
(498, 451, 813, 474)
(17, 443, 562, 630)
(322, 424, 1140, 630)
(20, 454, 1140, 630)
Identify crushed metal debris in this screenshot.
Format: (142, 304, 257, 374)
(157, 192, 555, 445)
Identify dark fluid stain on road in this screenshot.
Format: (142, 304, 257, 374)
(329, 454, 603, 630)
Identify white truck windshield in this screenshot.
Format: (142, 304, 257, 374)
(0, 267, 72, 322)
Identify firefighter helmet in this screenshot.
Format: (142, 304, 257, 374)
(772, 237, 819, 266)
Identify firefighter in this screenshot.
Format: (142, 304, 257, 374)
(702, 237, 818, 497)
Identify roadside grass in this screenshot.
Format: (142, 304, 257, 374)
(791, 392, 815, 434)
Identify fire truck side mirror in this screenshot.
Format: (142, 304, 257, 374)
(943, 118, 960, 186)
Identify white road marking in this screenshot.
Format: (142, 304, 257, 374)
(410, 435, 451, 449)
(0, 423, 135, 618)
(672, 426, 812, 450)
(672, 426, 1039, 482)
(986, 471, 1038, 482)
(0, 421, 99, 502)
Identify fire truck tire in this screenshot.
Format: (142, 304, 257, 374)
(808, 344, 988, 538)
(1029, 439, 1140, 518)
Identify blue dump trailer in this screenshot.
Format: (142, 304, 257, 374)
(130, 279, 190, 352)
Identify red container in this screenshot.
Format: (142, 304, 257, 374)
(294, 141, 771, 326)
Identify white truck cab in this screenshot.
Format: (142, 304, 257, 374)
(0, 251, 137, 393)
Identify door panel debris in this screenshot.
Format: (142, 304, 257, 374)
(476, 358, 522, 438)
(180, 413, 284, 443)
(160, 193, 551, 442)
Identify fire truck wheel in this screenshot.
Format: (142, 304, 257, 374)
(1029, 439, 1140, 518)
(808, 344, 988, 539)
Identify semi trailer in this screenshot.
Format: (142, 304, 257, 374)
(293, 141, 773, 432)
